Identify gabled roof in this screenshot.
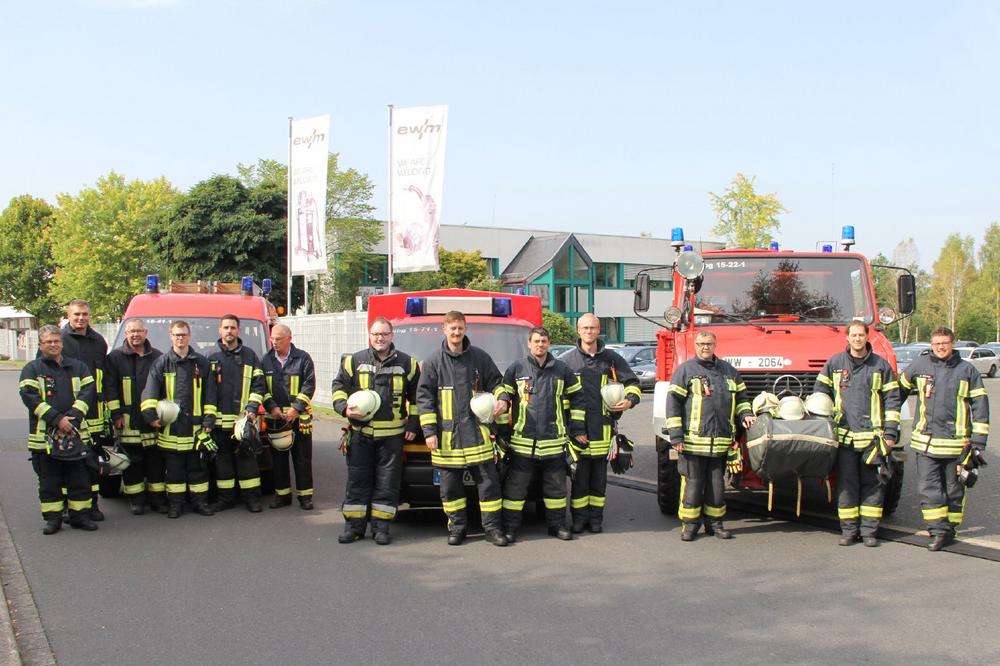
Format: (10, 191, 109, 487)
(501, 233, 593, 284)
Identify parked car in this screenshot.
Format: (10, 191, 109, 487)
(631, 360, 657, 391)
(982, 342, 1000, 355)
(549, 344, 575, 358)
(955, 340, 980, 348)
(893, 345, 927, 375)
(613, 345, 657, 367)
(956, 347, 998, 377)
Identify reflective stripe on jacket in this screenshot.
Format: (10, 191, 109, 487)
(104, 340, 162, 446)
(331, 345, 420, 439)
(140, 348, 217, 451)
(814, 344, 901, 448)
(208, 339, 267, 428)
(19, 356, 95, 452)
(499, 353, 585, 458)
(664, 356, 751, 456)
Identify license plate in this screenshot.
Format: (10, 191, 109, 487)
(723, 356, 790, 369)
(432, 469, 476, 486)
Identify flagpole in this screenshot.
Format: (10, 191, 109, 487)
(286, 116, 293, 314)
(386, 104, 394, 293)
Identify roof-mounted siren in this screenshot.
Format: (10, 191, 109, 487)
(841, 225, 855, 252)
(821, 244, 834, 253)
(146, 274, 160, 294)
(769, 241, 780, 251)
(241, 276, 254, 296)
(670, 227, 685, 254)
(261, 278, 272, 296)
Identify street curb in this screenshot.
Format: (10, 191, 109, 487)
(0, 497, 56, 666)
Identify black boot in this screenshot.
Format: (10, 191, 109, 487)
(711, 523, 733, 539)
(298, 496, 314, 511)
(338, 527, 363, 544)
(246, 498, 263, 513)
(68, 515, 98, 531)
(681, 523, 698, 541)
(194, 502, 215, 516)
(42, 517, 62, 535)
(90, 498, 105, 522)
(485, 529, 509, 547)
(447, 531, 466, 546)
(373, 531, 391, 546)
(928, 533, 954, 551)
(571, 514, 587, 534)
(269, 494, 292, 508)
(548, 525, 573, 541)
(167, 503, 182, 519)
(130, 500, 146, 516)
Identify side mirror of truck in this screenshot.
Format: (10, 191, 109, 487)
(634, 274, 651, 313)
(897, 274, 916, 315)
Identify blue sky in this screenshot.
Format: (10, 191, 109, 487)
(3, 1, 998, 269)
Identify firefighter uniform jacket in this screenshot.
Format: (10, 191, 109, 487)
(104, 340, 162, 446)
(665, 356, 752, 456)
(60, 323, 108, 433)
(207, 339, 267, 429)
(417, 336, 505, 468)
(140, 348, 218, 451)
(898, 350, 989, 458)
(499, 353, 586, 458)
(261, 344, 316, 432)
(814, 344, 901, 448)
(561, 341, 642, 456)
(331, 345, 420, 439)
(19, 356, 96, 452)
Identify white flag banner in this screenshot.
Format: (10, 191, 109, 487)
(390, 105, 448, 273)
(289, 114, 330, 275)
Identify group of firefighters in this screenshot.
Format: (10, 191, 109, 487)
(17, 301, 990, 552)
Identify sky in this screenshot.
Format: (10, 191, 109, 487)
(2, 1, 998, 269)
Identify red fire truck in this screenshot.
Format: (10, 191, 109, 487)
(634, 227, 917, 516)
(366, 288, 543, 507)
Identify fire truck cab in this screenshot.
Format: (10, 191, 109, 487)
(634, 227, 917, 516)
(366, 288, 543, 507)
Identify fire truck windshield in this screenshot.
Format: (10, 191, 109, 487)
(392, 322, 531, 372)
(693, 256, 874, 325)
(112, 317, 269, 357)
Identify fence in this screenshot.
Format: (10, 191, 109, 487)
(276, 312, 368, 406)
(0, 329, 37, 361)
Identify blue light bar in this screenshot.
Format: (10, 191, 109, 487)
(769, 241, 780, 251)
(671, 227, 685, 242)
(822, 244, 834, 253)
(405, 297, 426, 315)
(492, 297, 513, 317)
(842, 225, 855, 241)
(261, 278, 272, 295)
(682, 244, 693, 251)
(241, 276, 254, 295)
(146, 274, 159, 293)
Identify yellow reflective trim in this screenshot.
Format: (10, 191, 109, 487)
(703, 505, 726, 518)
(922, 506, 948, 520)
(40, 500, 65, 513)
(503, 499, 526, 510)
(480, 499, 502, 513)
(589, 496, 606, 507)
(543, 497, 567, 509)
(860, 505, 883, 518)
(839, 507, 860, 519)
(442, 497, 467, 513)
(188, 482, 209, 493)
(67, 499, 92, 511)
(239, 477, 261, 489)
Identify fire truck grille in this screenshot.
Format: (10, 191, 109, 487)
(740, 371, 820, 398)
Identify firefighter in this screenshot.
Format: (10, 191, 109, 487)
(814, 321, 901, 547)
(59, 299, 109, 521)
(499, 326, 587, 542)
(207, 315, 268, 513)
(140, 320, 219, 518)
(560, 313, 641, 533)
(260, 324, 317, 510)
(898, 326, 989, 551)
(104, 318, 165, 514)
(664, 330, 753, 541)
(331, 317, 420, 545)
(19, 325, 98, 534)
(416, 310, 509, 546)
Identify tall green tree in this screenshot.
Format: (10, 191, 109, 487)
(0, 195, 61, 323)
(49, 172, 179, 320)
(975, 222, 1000, 343)
(709, 173, 787, 248)
(396, 249, 499, 292)
(924, 233, 975, 332)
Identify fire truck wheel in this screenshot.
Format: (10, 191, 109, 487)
(882, 458, 905, 516)
(657, 447, 681, 516)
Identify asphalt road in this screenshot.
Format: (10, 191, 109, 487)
(2, 367, 1000, 665)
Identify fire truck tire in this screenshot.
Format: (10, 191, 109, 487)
(98, 474, 122, 499)
(882, 458, 904, 516)
(657, 448, 681, 516)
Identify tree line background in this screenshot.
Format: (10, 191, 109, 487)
(1, 165, 996, 345)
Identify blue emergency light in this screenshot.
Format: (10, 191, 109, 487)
(146, 274, 159, 293)
(241, 276, 254, 295)
(261, 278, 272, 295)
(822, 244, 834, 253)
(769, 241, 780, 251)
(405, 297, 426, 315)
(671, 228, 685, 242)
(492, 297, 513, 317)
(842, 225, 855, 241)
(683, 244, 693, 251)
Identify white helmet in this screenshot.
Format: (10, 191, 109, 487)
(156, 400, 181, 426)
(470, 392, 497, 424)
(751, 392, 780, 416)
(776, 396, 806, 421)
(101, 446, 132, 474)
(804, 392, 834, 417)
(600, 382, 626, 409)
(347, 389, 381, 422)
(268, 429, 295, 451)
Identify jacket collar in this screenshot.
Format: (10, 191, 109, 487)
(442, 336, 471, 358)
(216, 338, 244, 354)
(576, 338, 606, 357)
(845, 342, 873, 366)
(929, 350, 960, 367)
(121, 339, 155, 357)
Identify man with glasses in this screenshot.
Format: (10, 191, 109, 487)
(332, 317, 420, 545)
(664, 330, 753, 541)
(141, 320, 218, 518)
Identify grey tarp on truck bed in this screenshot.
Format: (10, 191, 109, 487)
(746, 413, 838, 480)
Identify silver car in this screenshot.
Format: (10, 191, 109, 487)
(956, 347, 998, 378)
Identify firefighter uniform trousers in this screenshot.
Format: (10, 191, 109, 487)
(503, 454, 568, 532)
(164, 450, 209, 508)
(837, 448, 884, 537)
(342, 433, 404, 532)
(33, 452, 92, 520)
(915, 452, 965, 537)
(571, 452, 609, 528)
(272, 425, 313, 500)
(678, 453, 726, 527)
(439, 462, 502, 534)
(120, 438, 166, 508)
(211, 430, 261, 504)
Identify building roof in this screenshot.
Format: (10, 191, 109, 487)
(502, 233, 595, 284)
(0, 306, 33, 319)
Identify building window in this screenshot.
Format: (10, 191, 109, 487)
(575, 286, 590, 312)
(553, 250, 571, 280)
(362, 256, 388, 286)
(594, 263, 619, 288)
(555, 286, 571, 313)
(572, 247, 590, 282)
(484, 257, 499, 277)
(600, 317, 620, 343)
(528, 283, 550, 308)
